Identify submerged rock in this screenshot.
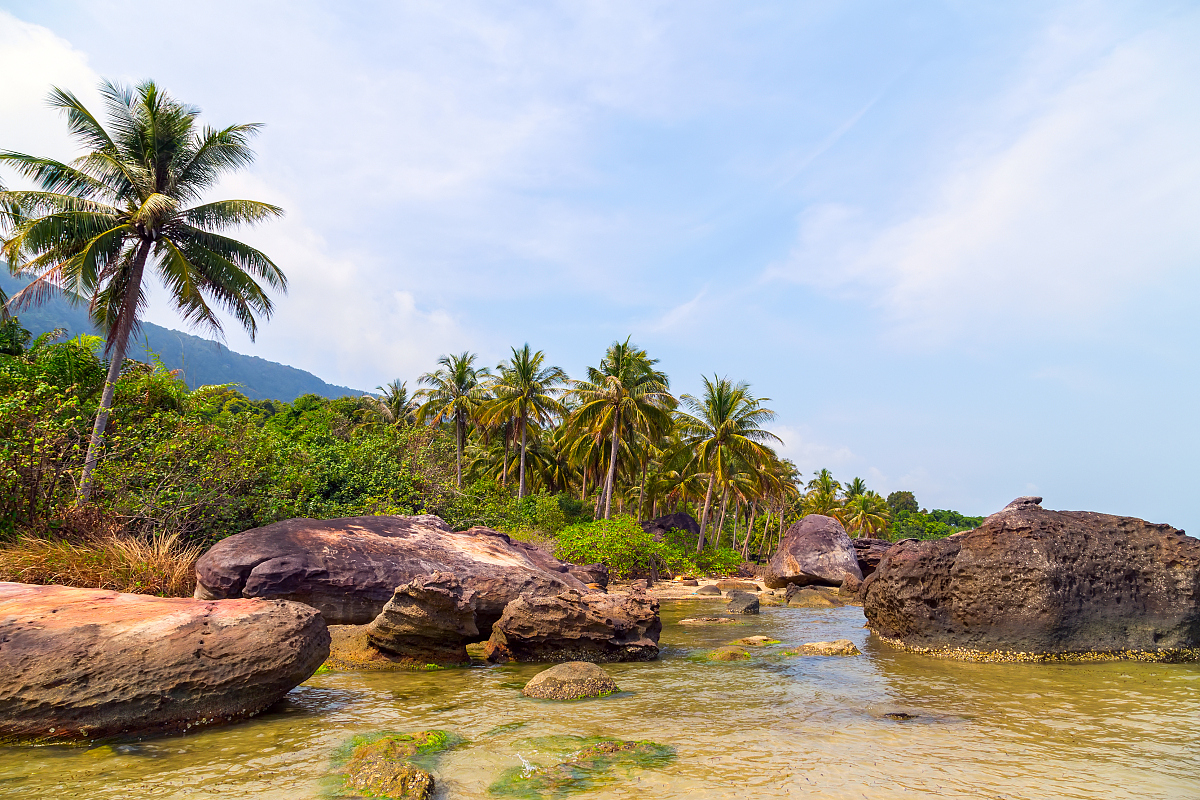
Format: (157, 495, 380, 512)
(763, 514, 863, 589)
(366, 572, 478, 666)
(679, 617, 737, 625)
(737, 636, 781, 646)
(725, 591, 760, 615)
(485, 589, 660, 663)
(786, 639, 861, 656)
(864, 498, 1200, 660)
(785, 585, 846, 608)
(522, 661, 619, 700)
(0, 582, 328, 741)
(337, 730, 458, 800)
(707, 645, 751, 661)
(489, 737, 675, 798)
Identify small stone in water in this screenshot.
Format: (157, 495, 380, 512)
(884, 712, 919, 721)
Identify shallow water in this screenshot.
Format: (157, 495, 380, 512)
(4, 600, 1199, 799)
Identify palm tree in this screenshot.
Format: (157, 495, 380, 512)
(485, 344, 566, 498)
(0, 80, 286, 501)
(567, 338, 674, 519)
(374, 379, 417, 426)
(842, 491, 891, 537)
(415, 351, 488, 487)
(807, 468, 841, 496)
(675, 375, 781, 552)
(844, 477, 867, 500)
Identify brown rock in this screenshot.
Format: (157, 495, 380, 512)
(365, 572, 478, 666)
(785, 585, 845, 608)
(763, 515, 863, 589)
(726, 591, 760, 614)
(0, 582, 328, 741)
(325, 625, 418, 671)
(522, 661, 619, 700)
(679, 617, 738, 625)
(194, 515, 586, 630)
(851, 538, 894, 577)
(567, 563, 609, 591)
(788, 639, 861, 656)
(485, 589, 660, 663)
(676, 579, 699, 586)
(716, 580, 760, 592)
(707, 645, 751, 661)
(695, 585, 722, 596)
(839, 572, 863, 600)
(864, 498, 1200, 658)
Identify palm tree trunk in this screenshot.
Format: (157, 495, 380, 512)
(732, 501, 741, 551)
(743, 504, 757, 559)
(455, 412, 463, 487)
(78, 239, 150, 503)
(696, 473, 716, 553)
(581, 468, 588, 502)
(602, 412, 620, 520)
(636, 457, 647, 521)
(715, 486, 729, 547)
(502, 423, 510, 486)
(518, 415, 527, 499)
(757, 509, 771, 559)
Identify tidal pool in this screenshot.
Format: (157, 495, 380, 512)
(3, 600, 1198, 798)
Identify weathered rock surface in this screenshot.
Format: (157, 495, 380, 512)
(707, 645, 751, 661)
(680, 617, 737, 625)
(864, 498, 1200, 659)
(737, 636, 781, 647)
(485, 589, 661, 663)
(851, 538, 893, 577)
(340, 731, 452, 800)
(726, 591, 760, 614)
(522, 661, 619, 700)
(785, 585, 846, 608)
(365, 572, 478, 666)
(641, 512, 700, 542)
(0, 582, 328, 741)
(839, 572, 863, 600)
(195, 515, 587, 628)
(676, 578, 699, 587)
(763, 515, 863, 589)
(695, 585, 722, 596)
(788, 639, 861, 656)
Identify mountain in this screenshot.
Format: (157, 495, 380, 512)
(1, 273, 364, 401)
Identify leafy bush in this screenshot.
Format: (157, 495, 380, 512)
(556, 517, 659, 578)
(889, 509, 983, 540)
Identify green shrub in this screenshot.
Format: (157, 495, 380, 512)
(555, 516, 659, 578)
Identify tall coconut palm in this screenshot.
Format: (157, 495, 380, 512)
(567, 338, 674, 519)
(415, 351, 488, 487)
(842, 490, 891, 538)
(486, 344, 566, 499)
(843, 476, 867, 500)
(0, 80, 286, 501)
(675, 375, 781, 552)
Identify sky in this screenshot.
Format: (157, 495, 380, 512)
(1, 1, 1198, 531)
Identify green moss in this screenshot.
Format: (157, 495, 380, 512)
(326, 730, 465, 798)
(488, 737, 676, 798)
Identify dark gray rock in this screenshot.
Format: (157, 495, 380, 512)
(851, 538, 893, 577)
(864, 499, 1200, 658)
(566, 563, 609, 591)
(763, 515, 863, 589)
(726, 591, 760, 614)
(695, 585, 722, 596)
(194, 515, 586, 630)
(641, 512, 700, 542)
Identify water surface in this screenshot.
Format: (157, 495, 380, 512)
(3, 600, 1198, 798)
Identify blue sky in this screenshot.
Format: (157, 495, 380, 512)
(2, 1, 1198, 531)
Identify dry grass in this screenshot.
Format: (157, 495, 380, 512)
(0, 530, 202, 597)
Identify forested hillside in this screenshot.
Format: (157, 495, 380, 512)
(0, 274, 361, 401)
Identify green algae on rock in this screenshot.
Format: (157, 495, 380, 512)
(875, 634, 1200, 663)
(783, 639, 861, 656)
(522, 661, 619, 700)
(707, 645, 752, 661)
(736, 636, 781, 647)
(329, 730, 462, 799)
(489, 737, 675, 798)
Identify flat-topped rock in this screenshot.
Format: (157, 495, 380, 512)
(0, 582, 328, 741)
(763, 515, 863, 589)
(522, 661, 619, 700)
(726, 591, 760, 614)
(864, 499, 1200, 660)
(195, 515, 586, 628)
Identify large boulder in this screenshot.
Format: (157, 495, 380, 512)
(640, 512, 700, 542)
(763, 515, 863, 589)
(195, 515, 587, 629)
(522, 661, 619, 700)
(0, 582, 328, 741)
(485, 589, 661, 663)
(864, 498, 1200, 660)
(365, 572, 478, 666)
(852, 538, 893, 577)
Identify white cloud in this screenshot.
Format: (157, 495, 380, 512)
(767, 10, 1200, 348)
(769, 424, 857, 473)
(0, 12, 100, 160)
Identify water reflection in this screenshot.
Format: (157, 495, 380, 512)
(0, 600, 1197, 798)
